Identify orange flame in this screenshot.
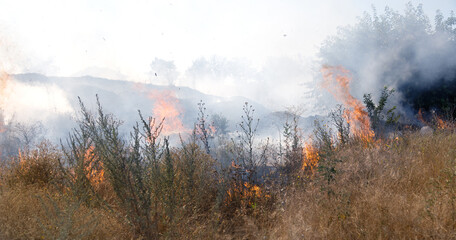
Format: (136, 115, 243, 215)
(434, 115, 454, 130)
(225, 181, 266, 207)
(134, 83, 188, 135)
(302, 141, 319, 172)
(417, 109, 426, 125)
(148, 89, 187, 135)
(436, 117, 447, 129)
(224, 162, 269, 207)
(209, 124, 216, 135)
(231, 160, 241, 169)
(195, 123, 216, 138)
(84, 146, 104, 185)
(418, 108, 454, 130)
(321, 65, 374, 143)
(18, 148, 25, 170)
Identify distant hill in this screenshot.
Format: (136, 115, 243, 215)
(7, 73, 323, 143)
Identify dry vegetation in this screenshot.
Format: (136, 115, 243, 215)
(1, 100, 456, 239)
(271, 131, 456, 239)
(1, 4, 456, 239)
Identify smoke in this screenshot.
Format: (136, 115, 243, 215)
(184, 55, 314, 111)
(3, 2, 455, 151)
(318, 3, 456, 119)
(149, 58, 179, 86)
(0, 31, 55, 159)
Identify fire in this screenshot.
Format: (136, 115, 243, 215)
(417, 108, 454, 130)
(302, 141, 319, 172)
(195, 122, 216, 138)
(18, 148, 25, 170)
(225, 181, 265, 207)
(208, 124, 216, 135)
(225, 161, 269, 207)
(435, 116, 450, 130)
(417, 109, 426, 125)
(321, 65, 374, 143)
(433, 114, 455, 130)
(148, 89, 187, 135)
(134, 83, 188, 135)
(84, 146, 104, 185)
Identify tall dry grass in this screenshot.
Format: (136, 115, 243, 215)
(1, 131, 456, 239)
(0, 142, 133, 239)
(270, 131, 456, 239)
(0, 186, 132, 239)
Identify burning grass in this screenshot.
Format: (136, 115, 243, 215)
(2, 129, 456, 239)
(321, 65, 375, 144)
(1, 93, 456, 239)
(271, 131, 456, 239)
(302, 140, 319, 173)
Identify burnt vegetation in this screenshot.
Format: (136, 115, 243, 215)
(1, 3, 456, 239)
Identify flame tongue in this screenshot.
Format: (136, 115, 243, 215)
(321, 65, 374, 142)
(302, 141, 319, 172)
(133, 82, 188, 135)
(147, 89, 187, 135)
(85, 146, 104, 185)
(418, 108, 454, 130)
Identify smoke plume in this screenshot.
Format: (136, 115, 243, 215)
(318, 3, 456, 120)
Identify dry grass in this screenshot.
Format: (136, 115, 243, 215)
(0, 186, 132, 239)
(1, 131, 456, 239)
(270, 131, 456, 239)
(0, 142, 133, 240)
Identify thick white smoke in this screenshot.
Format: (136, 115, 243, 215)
(317, 3, 456, 119)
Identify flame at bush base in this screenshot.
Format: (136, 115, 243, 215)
(321, 65, 374, 143)
(302, 141, 319, 173)
(418, 108, 455, 130)
(84, 146, 104, 186)
(225, 161, 269, 208)
(225, 181, 267, 208)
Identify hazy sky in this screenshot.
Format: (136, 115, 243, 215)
(0, 0, 455, 109)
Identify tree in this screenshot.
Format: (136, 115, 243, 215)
(237, 102, 260, 173)
(195, 100, 212, 154)
(149, 58, 178, 85)
(211, 113, 229, 136)
(281, 110, 303, 176)
(363, 86, 400, 137)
